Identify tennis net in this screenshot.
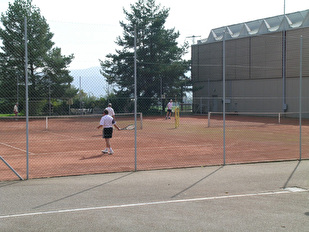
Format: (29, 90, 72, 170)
(0, 112, 143, 131)
(207, 111, 308, 127)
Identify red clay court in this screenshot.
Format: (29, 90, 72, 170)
(0, 114, 308, 181)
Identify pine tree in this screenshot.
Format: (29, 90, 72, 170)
(0, 0, 75, 114)
(100, 0, 190, 113)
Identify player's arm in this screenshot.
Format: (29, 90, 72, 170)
(98, 117, 105, 129)
(113, 124, 120, 131)
(112, 119, 120, 131)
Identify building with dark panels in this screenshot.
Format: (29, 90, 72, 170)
(191, 10, 309, 115)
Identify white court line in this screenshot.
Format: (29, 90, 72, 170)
(0, 188, 307, 219)
(0, 142, 35, 155)
(46, 131, 91, 140)
(6, 144, 210, 157)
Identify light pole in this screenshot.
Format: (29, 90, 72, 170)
(284, 0, 286, 15)
(186, 35, 201, 45)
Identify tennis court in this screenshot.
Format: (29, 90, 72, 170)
(1, 160, 308, 231)
(1, 114, 308, 181)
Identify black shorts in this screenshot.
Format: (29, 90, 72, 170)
(103, 127, 113, 138)
(167, 109, 172, 113)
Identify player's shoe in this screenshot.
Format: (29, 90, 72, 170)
(102, 149, 108, 154)
(109, 149, 114, 155)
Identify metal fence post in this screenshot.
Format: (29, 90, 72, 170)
(223, 29, 226, 165)
(24, 17, 29, 180)
(299, 35, 303, 160)
(134, 24, 137, 171)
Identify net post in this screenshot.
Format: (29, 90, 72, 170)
(140, 112, 143, 129)
(208, 112, 211, 127)
(278, 113, 281, 124)
(174, 107, 180, 128)
(46, 116, 48, 130)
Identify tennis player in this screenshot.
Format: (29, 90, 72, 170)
(165, 99, 173, 119)
(13, 103, 18, 116)
(97, 109, 120, 155)
(105, 103, 115, 118)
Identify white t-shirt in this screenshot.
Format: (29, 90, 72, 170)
(99, 115, 116, 128)
(14, 104, 18, 113)
(105, 107, 115, 117)
(167, 102, 173, 110)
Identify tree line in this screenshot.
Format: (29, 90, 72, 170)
(0, 0, 191, 115)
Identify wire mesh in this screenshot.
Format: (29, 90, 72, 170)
(1, 11, 309, 180)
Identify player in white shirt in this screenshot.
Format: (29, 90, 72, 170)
(105, 103, 115, 118)
(165, 99, 173, 119)
(13, 103, 18, 116)
(97, 109, 120, 154)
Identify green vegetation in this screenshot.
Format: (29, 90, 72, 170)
(0, 0, 192, 116)
(0, 0, 76, 115)
(100, 0, 191, 113)
(0, 114, 15, 117)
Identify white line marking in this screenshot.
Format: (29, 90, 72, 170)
(284, 187, 307, 192)
(0, 189, 307, 219)
(46, 131, 90, 140)
(0, 142, 35, 155)
(0, 142, 26, 153)
(2, 144, 210, 157)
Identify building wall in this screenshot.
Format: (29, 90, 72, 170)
(192, 27, 309, 114)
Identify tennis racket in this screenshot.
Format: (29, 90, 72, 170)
(120, 124, 135, 130)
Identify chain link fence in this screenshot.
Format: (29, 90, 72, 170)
(1, 18, 309, 180)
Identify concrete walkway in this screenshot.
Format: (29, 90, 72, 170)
(1, 160, 308, 231)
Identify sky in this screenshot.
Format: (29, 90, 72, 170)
(0, 0, 309, 96)
(1, 0, 308, 70)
